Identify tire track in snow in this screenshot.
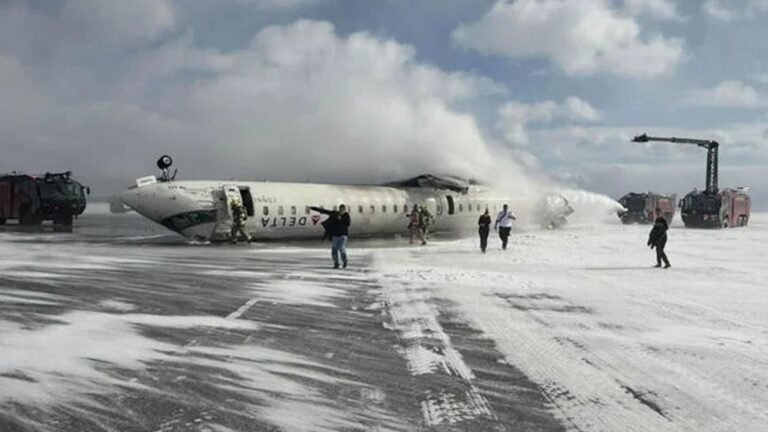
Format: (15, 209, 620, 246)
(379, 272, 494, 427)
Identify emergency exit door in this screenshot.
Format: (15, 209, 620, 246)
(446, 195, 455, 215)
(222, 185, 242, 221)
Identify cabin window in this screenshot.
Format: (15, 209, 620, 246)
(468, 203, 473, 212)
(278, 206, 284, 216)
(370, 205, 375, 214)
(333, 205, 338, 211)
(290, 206, 297, 215)
(358, 205, 364, 213)
(305, 206, 311, 215)
(437, 204, 442, 214)
(393, 204, 398, 213)
(459, 203, 463, 212)
(262, 206, 269, 216)
(382, 205, 387, 213)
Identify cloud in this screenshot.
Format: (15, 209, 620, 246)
(623, 0, 681, 20)
(497, 97, 601, 145)
(514, 123, 768, 208)
(452, 0, 684, 78)
(751, 73, 768, 84)
(235, 0, 329, 10)
(703, 0, 768, 21)
(0, 0, 175, 60)
(0, 13, 525, 194)
(684, 80, 766, 108)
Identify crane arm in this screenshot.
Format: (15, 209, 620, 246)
(631, 132, 719, 195)
(632, 133, 718, 149)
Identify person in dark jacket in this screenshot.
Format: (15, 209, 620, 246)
(648, 216, 670, 268)
(311, 205, 351, 268)
(478, 208, 491, 253)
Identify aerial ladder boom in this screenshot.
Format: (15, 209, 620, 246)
(632, 133, 719, 195)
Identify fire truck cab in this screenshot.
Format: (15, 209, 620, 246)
(0, 172, 89, 231)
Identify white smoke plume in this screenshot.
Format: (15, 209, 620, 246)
(0, 5, 623, 223)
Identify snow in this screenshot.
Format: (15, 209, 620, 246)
(2, 210, 767, 431)
(373, 213, 768, 431)
(249, 279, 347, 308)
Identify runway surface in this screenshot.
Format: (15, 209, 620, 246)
(2, 209, 768, 431)
(0, 210, 559, 432)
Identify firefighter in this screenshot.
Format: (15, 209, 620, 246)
(494, 204, 516, 250)
(230, 200, 251, 244)
(478, 208, 491, 253)
(648, 216, 670, 268)
(418, 205, 434, 244)
(407, 205, 422, 245)
(310, 205, 351, 269)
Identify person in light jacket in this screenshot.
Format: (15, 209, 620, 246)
(494, 204, 516, 250)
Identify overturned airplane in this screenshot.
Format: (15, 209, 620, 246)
(120, 156, 573, 242)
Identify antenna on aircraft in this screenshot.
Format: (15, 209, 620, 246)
(156, 155, 177, 182)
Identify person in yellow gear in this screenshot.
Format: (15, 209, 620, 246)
(230, 200, 251, 244)
(418, 205, 434, 243)
(407, 204, 422, 245)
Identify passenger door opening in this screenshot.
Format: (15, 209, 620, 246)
(446, 195, 455, 215)
(239, 187, 255, 216)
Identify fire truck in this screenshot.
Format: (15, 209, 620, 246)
(632, 134, 751, 228)
(0, 171, 89, 231)
(617, 192, 676, 225)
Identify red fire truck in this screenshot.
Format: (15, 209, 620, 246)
(632, 134, 751, 228)
(617, 192, 676, 225)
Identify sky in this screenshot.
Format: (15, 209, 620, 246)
(0, 0, 766, 207)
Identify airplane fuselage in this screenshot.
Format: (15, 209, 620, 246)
(120, 178, 533, 241)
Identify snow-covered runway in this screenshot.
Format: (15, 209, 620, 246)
(374, 214, 768, 431)
(1, 212, 767, 431)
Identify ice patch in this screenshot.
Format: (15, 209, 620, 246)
(0, 311, 173, 406)
(0, 311, 259, 407)
(99, 299, 135, 311)
(0, 294, 57, 305)
(0, 290, 62, 306)
(124, 314, 261, 331)
(1, 271, 65, 279)
(251, 279, 345, 307)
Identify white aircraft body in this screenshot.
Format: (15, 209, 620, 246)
(120, 161, 571, 242)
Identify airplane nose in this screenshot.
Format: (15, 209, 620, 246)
(120, 188, 145, 213)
